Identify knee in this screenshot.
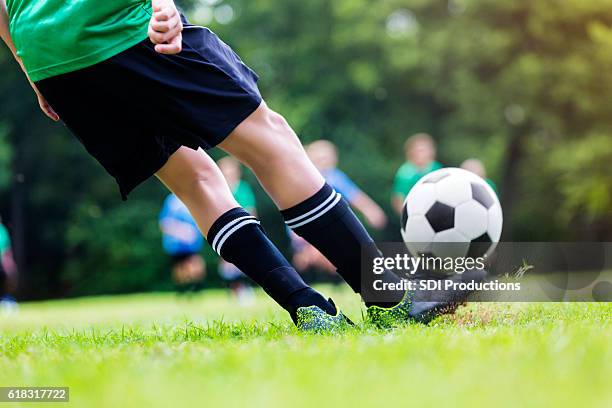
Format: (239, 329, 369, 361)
(256, 109, 304, 163)
(171, 163, 221, 202)
(266, 109, 293, 135)
(269, 111, 301, 146)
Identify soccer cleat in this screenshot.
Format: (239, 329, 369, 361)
(295, 299, 352, 333)
(367, 268, 488, 327)
(366, 291, 413, 329)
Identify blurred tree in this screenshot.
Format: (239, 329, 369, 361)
(0, 122, 14, 268)
(0, 124, 10, 191)
(62, 197, 169, 295)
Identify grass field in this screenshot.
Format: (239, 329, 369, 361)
(1, 286, 611, 408)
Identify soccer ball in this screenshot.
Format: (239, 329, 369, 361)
(400, 167, 503, 260)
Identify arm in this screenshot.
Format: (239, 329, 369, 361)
(0, 1, 16, 55)
(1, 0, 59, 121)
(159, 218, 199, 243)
(391, 194, 405, 216)
(350, 192, 387, 230)
(330, 170, 387, 229)
(391, 167, 407, 216)
(391, 168, 418, 216)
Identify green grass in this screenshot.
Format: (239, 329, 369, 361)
(1, 286, 611, 408)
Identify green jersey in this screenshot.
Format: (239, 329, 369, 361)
(392, 161, 443, 199)
(6, 0, 152, 82)
(232, 180, 257, 212)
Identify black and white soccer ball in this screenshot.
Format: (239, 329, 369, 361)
(400, 168, 503, 260)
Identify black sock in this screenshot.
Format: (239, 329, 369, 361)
(208, 208, 334, 321)
(281, 184, 403, 307)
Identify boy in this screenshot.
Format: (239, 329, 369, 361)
(391, 133, 443, 215)
(1, 0, 476, 330)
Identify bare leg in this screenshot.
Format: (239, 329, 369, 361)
(155, 146, 238, 235)
(218, 102, 324, 210)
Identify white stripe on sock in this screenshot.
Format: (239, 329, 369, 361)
(215, 219, 261, 255)
(286, 193, 341, 229)
(211, 216, 256, 253)
(285, 189, 337, 226)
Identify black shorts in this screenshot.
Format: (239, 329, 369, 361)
(36, 22, 262, 200)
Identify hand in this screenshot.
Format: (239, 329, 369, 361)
(364, 208, 387, 230)
(352, 193, 388, 230)
(34, 85, 59, 121)
(148, 0, 183, 55)
(3, 4, 59, 121)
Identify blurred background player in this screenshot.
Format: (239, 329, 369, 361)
(461, 158, 499, 195)
(159, 194, 206, 293)
(391, 133, 443, 215)
(290, 140, 387, 276)
(0, 216, 18, 313)
(217, 157, 256, 304)
(308, 140, 387, 229)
